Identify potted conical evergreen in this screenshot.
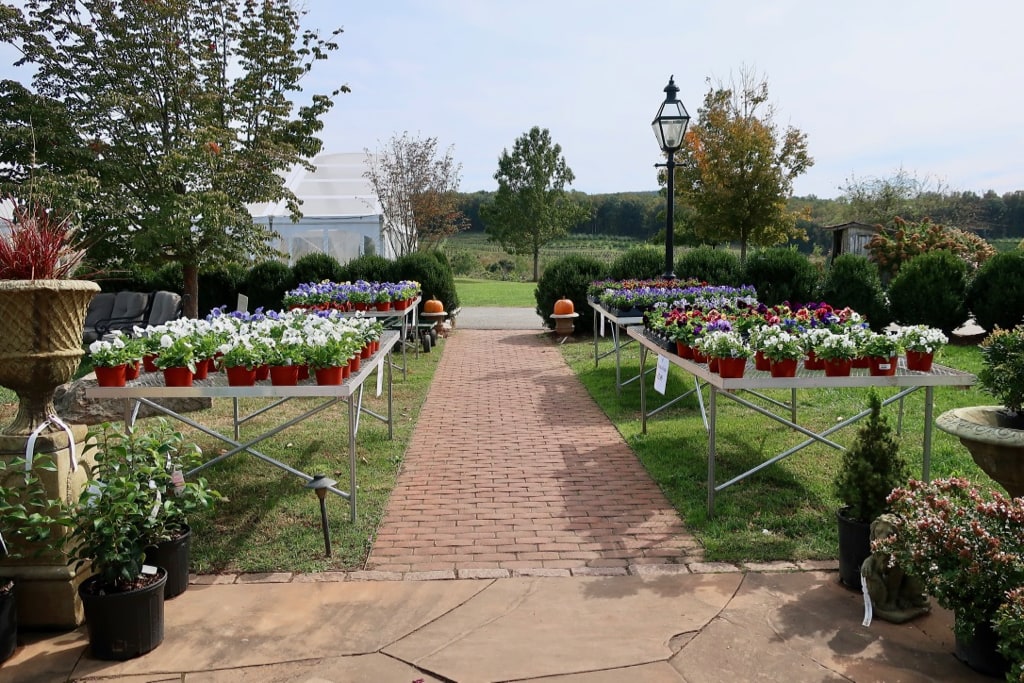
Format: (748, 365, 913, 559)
(833, 390, 909, 589)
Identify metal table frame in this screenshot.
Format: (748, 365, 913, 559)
(337, 297, 419, 379)
(589, 301, 646, 395)
(85, 331, 400, 523)
(627, 326, 976, 515)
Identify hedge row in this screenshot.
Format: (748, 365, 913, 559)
(102, 251, 459, 318)
(537, 245, 1024, 336)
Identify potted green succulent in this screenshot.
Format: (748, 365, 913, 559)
(832, 390, 908, 589)
(875, 477, 1024, 677)
(68, 421, 177, 660)
(0, 453, 70, 663)
(937, 324, 1024, 499)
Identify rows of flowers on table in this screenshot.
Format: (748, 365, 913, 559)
(589, 278, 760, 315)
(281, 280, 420, 312)
(642, 294, 947, 379)
(88, 307, 386, 387)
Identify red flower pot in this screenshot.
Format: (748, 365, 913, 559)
(824, 358, 853, 377)
(374, 301, 392, 312)
(676, 342, 694, 359)
(354, 302, 369, 311)
(269, 364, 299, 386)
(754, 350, 771, 372)
(708, 357, 720, 373)
(360, 344, 372, 359)
(770, 358, 798, 378)
(192, 359, 209, 380)
(255, 364, 270, 381)
(163, 366, 193, 387)
(94, 364, 127, 387)
(124, 361, 141, 381)
(717, 357, 746, 379)
(349, 355, 361, 373)
(852, 356, 870, 369)
(394, 299, 409, 311)
(226, 365, 257, 387)
(342, 363, 351, 379)
(905, 350, 934, 372)
(868, 355, 897, 376)
(691, 349, 709, 364)
(143, 354, 159, 373)
(297, 364, 309, 381)
(804, 351, 825, 371)
(314, 366, 344, 385)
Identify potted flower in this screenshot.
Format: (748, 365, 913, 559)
(875, 477, 1024, 677)
(0, 195, 100, 435)
(152, 332, 197, 386)
(88, 331, 142, 386)
(832, 390, 908, 589)
(757, 328, 803, 377)
(937, 324, 1024, 499)
(860, 331, 902, 376)
(813, 331, 858, 376)
(899, 325, 947, 372)
(697, 330, 750, 378)
(216, 334, 268, 386)
(68, 422, 171, 660)
(800, 327, 831, 370)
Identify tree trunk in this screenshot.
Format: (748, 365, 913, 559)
(532, 249, 540, 282)
(182, 263, 200, 319)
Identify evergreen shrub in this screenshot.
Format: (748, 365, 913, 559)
(535, 254, 608, 333)
(198, 263, 247, 316)
(677, 246, 744, 286)
(887, 250, 968, 334)
(291, 252, 344, 286)
(608, 246, 664, 281)
(742, 248, 820, 306)
(818, 254, 892, 331)
(966, 250, 1024, 333)
(338, 254, 394, 283)
(394, 251, 459, 313)
(243, 260, 295, 313)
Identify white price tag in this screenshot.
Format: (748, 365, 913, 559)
(171, 469, 185, 496)
(654, 355, 669, 395)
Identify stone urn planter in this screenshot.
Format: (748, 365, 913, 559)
(936, 406, 1024, 498)
(0, 280, 99, 435)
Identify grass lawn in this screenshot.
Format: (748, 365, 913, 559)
(560, 338, 995, 562)
(455, 277, 536, 307)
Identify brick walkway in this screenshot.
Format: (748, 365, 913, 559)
(366, 329, 704, 574)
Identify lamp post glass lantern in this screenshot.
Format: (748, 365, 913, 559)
(652, 75, 690, 280)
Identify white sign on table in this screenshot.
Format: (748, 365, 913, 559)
(654, 355, 669, 394)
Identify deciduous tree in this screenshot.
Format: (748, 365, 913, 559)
(364, 132, 469, 257)
(483, 126, 588, 281)
(0, 0, 346, 317)
(675, 69, 812, 261)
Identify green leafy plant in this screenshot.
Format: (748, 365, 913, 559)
(967, 251, 1024, 334)
(677, 245, 743, 286)
(742, 248, 819, 307)
(0, 454, 71, 564)
(978, 325, 1024, 417)
(887, 250, 969, 335)
(833, 391, 908, 523)
(994, 587, 1024, 681)
(818, 254, 891, 331)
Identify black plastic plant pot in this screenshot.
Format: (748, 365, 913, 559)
(836, 508, 871, 590)
(0, 581, 16, 664)
(145, 525, 191, 600)
(79, 569, 166, 661)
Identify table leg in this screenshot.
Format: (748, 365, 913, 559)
(593, 309, 600, 367)
(640, 344, 648, 434)
(708, 388, 718, 516)
(387, 350, 394, 440)
(612, 324, 622, 395)
(348, 380, 358, 523)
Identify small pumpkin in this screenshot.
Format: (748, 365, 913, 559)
(423, 296, 445, 314)
(553, 296, 575, 315)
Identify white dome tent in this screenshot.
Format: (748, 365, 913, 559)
(248, 151, 409, 265)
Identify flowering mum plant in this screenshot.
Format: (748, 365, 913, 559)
(875, 477, 1024, 643)
(813, 331, 858, 361)
(898, 325, 948, 354)
(88, 332, 139, 367)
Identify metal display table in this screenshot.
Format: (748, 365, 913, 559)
(337, 297, 419, 379)
(85, 331, 400, 523)
(589, 301, 646, 395)
(626, 326, 976, 514)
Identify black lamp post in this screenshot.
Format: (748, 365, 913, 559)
(651, 75, 690, 280)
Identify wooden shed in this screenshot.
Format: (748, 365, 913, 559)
(823, 222, 882, 262)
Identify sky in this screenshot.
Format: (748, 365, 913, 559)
(2, 0, 1023, 199)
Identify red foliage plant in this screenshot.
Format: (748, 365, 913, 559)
(0, 198, 86, 279)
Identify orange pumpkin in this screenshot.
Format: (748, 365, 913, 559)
(423, 296, 445, 314)
(553, 296, 574, 315)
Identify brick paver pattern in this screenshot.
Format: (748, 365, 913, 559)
(366, 329, 705, 573)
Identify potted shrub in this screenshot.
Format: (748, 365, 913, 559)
(137, 420, 224, 599)
(68, 421, 177, 660)
(832, 390, 908, 589)
(0, 453, 69, 662)
(875, 477, 1024, 677)
(937, 324, 1024, 498)
(0, 195, 99, 435)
